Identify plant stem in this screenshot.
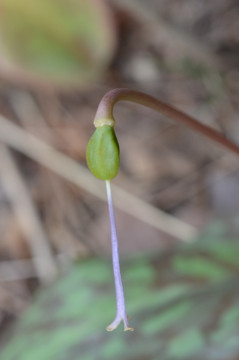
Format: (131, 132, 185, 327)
(98, 88, 239, 332)
(105, 180, 133, 331)
(95, 88, 239, 157)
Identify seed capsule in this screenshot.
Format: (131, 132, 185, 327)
(86, 125, 120, 180)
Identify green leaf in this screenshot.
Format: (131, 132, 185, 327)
(1, 222, 239, 360)
(168, 329, 204, 358)
(0, 0, 115, 86)
(141, 301, 192, 335)
(173, 256, 231, 281)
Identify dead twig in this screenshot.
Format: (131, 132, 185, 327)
(0, 144, 58, 283)
(0, 254, 68, 282)
(111, 0, 220, 69)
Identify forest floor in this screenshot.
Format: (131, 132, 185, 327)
(0, 0, 238, 343)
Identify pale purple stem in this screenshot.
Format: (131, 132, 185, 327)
(105, 180, 133, 331)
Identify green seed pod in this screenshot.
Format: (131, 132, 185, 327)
(86, 125, 120, 180)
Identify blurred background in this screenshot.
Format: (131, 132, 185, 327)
(0, 0, 239, 359)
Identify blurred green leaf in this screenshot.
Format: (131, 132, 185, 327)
(168, 329, 204, 358)
(1, 222, 239, 360)
(0, 0, 116, 86)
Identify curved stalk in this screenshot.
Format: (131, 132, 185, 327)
(95, 88, 239, 157)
